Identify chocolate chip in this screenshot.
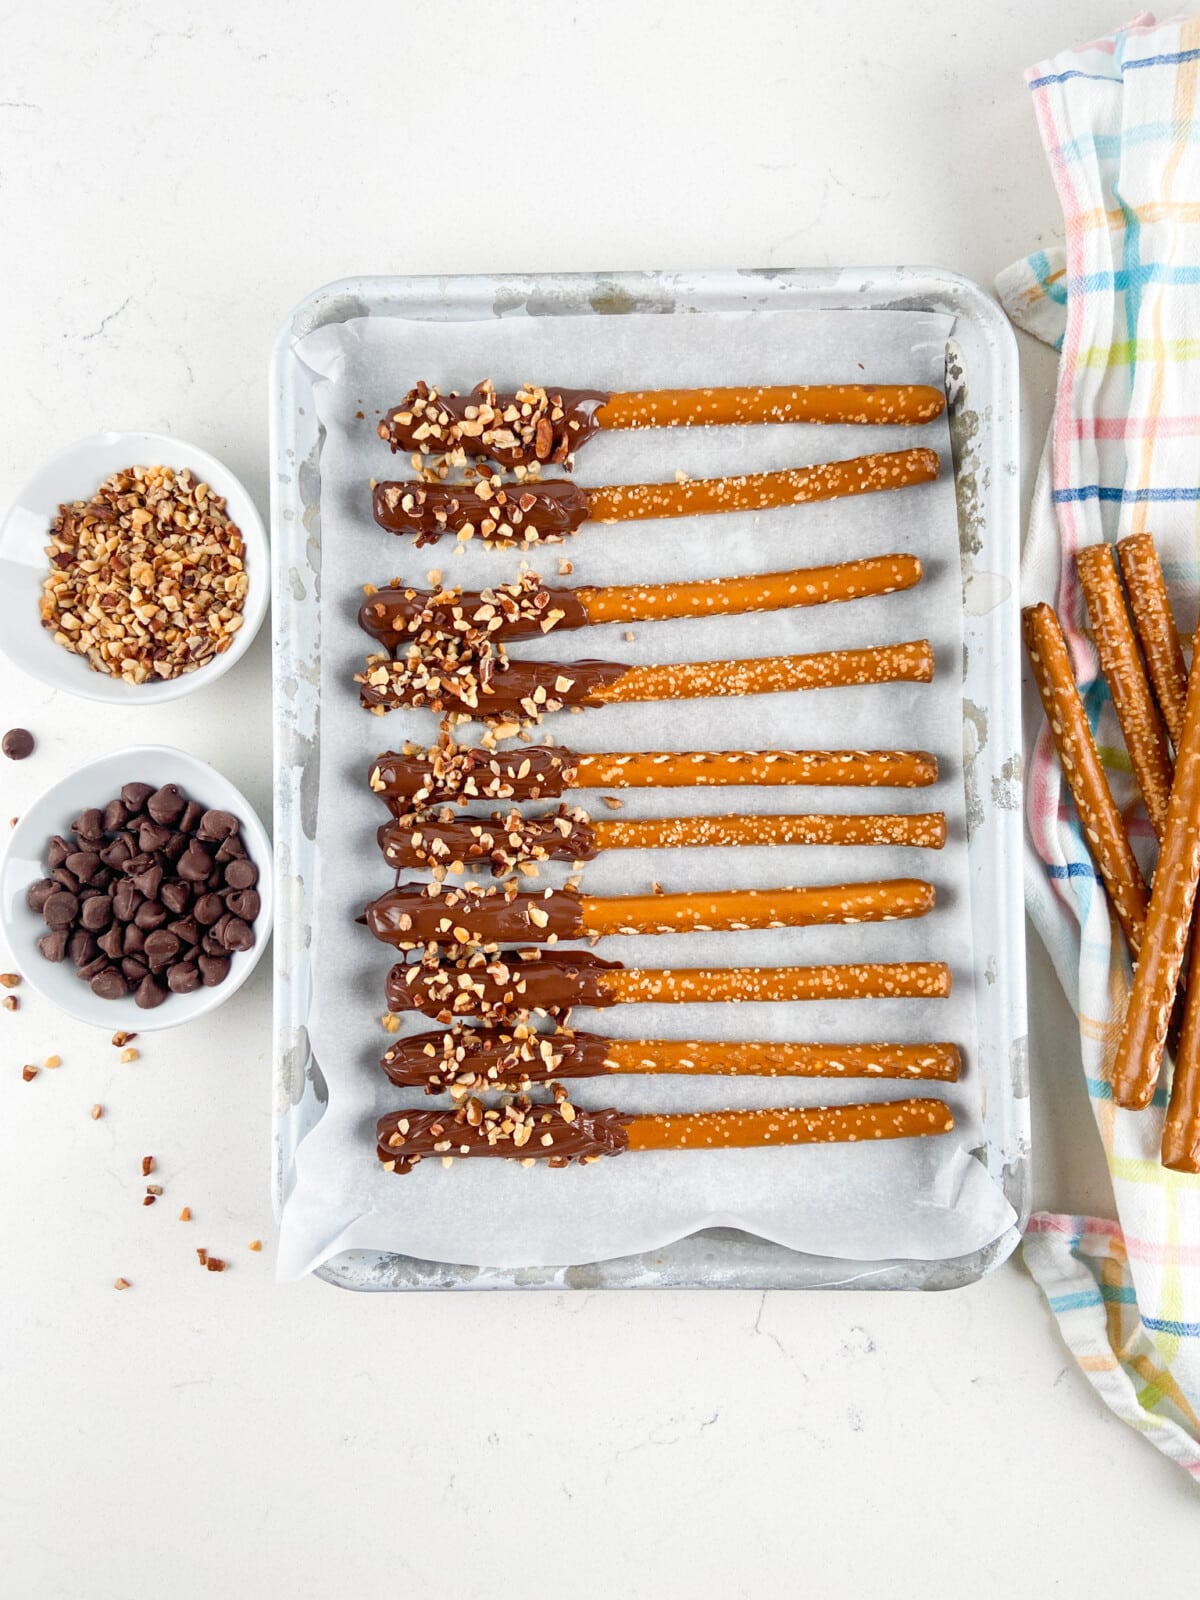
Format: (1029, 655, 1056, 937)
(133, 900, 167, 931)
(223, 918, 254, 952)
(134, 976, 168, 1010)
(43, 891, 79, 928)
(144, 930, 180, 970)
(179, 800, 203, 832)
(26, 879, 55, 912)
(215, 834, 248, 863)
(65, 851, 102, 883)
(78, 954, 111, 980)
(103, 799, 129, 831)
(162, 832, 188, 862)
(224, 858, 258, 890)
(91, 969, 129, 1000)
(138, 821, 172, 853)
(198, 954, 231, 986)
(51, 867, 80, 894)
(68, 929, 97, 966)
(131, 865, 163, 899)
(122, 923, 146, 955)
(122, 956, 149, 982)
(121, 782, 155, 814)
(168, 963, 201, 994)
(2, 727, 34, 760)
(147, 784, 186, 825)
(177, 843, 212, 881)
(112, 883, 140, 922)
(74, 808, 105, 842)
(225, 888, 260, 922)
(38, 929, 69, 962)
(167, 916, 200, 946)
(198, 809, 239, 841)
(80, 894, 113, 932)
(161, 881, 190, 914)
(100, 838, 133, 870)
(98, 926, 124, 959)
(47, 836, 72, 868)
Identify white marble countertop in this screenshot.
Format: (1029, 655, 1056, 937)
(2, 3, 1196, 1594)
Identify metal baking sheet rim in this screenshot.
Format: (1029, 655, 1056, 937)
(268, 267, 1029, 1293)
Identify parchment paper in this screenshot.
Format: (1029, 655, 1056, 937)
(275, 305, 1017, 1278)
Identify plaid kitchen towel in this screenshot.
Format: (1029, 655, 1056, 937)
(1002, 11, 1200, 1480)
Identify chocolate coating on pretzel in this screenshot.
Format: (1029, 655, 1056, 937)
(359, 573, 587, 653)
(386, 949, 620, 1019)
(381, 1027, 613, 1091)
(378, 1095, 631, 1172)
(366, 883, 585, 948)
(379, 807, 597, 873)
(373, 478, 588, 548)
(378, 381, 610, 467)
(370, 743, 579, 809)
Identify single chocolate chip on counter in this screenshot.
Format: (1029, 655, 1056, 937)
(38, 929, 69, 962)
(224, 858, 258, 890)
(91, 969, 129, 1000)
(198, 954, 231, 987)
(168, 963, 201, 994)
(2, 727, 34, 760)
(121, 782, 155, 814)
(43, 891, 79, 928)
(134, 976, 168, 1010)
(146, 784, 186, 826)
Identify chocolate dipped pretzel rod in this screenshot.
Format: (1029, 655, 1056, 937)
(381, 1026, 962, 1093)
(1076, 542, 1174, 838)
(372, 448, 941, 548)
(1022, 604, 1149, 958)
(1111, 659, 1200, 1110)
(369, 744, 939, 810)
(377, 1094, 955, 1172)
(379, 381, 947, 468)
(378, 807, 948, 873)
(385, 950, 953, 1020)
(1116, 533, 1189, 747)
(358, 556, 924, 652)
(364, 878, 935, 950)
(357, 638, 935, 717)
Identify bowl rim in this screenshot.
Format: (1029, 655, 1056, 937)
(0, 428, 270, 705)
(0, 743, 274, 1031)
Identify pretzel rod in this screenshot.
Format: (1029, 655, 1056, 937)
(377, 808, 948, 872)
(377, 1095, 955, 1171)
(358, 556, 924, 651)
(364, 878, 935, 950)
(356, 639, 935, 717)
(381, 1027, 963, 1092)
(379, 381, 947, 467)
(384, 950, 953, 1020)
(1022, 604, 1149, 957)
(1076, 543, 1174, 837)
(369, 744, 939, 809)
(371, 448, 941, 547)
(1111, 661, 1200, 1110)
(1116, 533, 1189, 747)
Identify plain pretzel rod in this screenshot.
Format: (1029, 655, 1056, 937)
(377, 1095, 956, 1172)
(358, 556, 924, 651)
(1116, 532, 1189, 747)
(369, 744, 939, 810)
(377, 807, 948, 873)
(1075, 542, 1174, 838)
(1111, 652, 1200, 1111)
(381, 1026, 963, 1093)
(384, 950, 954, 1020)
(364, 878, 935, 951)
(356, 638, 935, 717)
(1022, 604, 1149, 958)
(378, 381, 947, 467)
(371, 448, 941, 548)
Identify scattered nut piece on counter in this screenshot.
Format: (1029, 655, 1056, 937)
(120, 1048, 139, 1063)
(111, 1030, 135, 1047)
(90, 1104, 103, 1120)
(44, 1054, 61, 1069)
(141, 1156, 155, 1176)
(248, 1240, 262, 1252)
(2, 727, 35, 760)
(39, 467, 248, 683)
(2, 995, 17, 1012)
(113, 1278, 131, 1291)
(21, 1064, 38, 1082)
(0, 973, 22, 988)
(178, 1207, 191, 1222)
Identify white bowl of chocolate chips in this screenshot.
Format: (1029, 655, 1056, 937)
(1, 746, 272, 1030)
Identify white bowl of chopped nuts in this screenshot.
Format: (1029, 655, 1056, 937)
(1, 745, 273, 1030)
(0, 431, 268, 703)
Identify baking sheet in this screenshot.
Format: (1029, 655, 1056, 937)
(275, 305, 1016, 1278)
